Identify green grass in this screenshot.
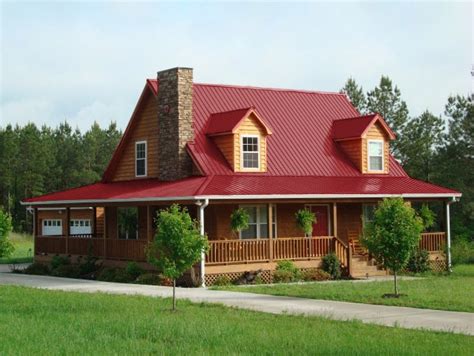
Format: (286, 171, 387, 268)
(217, 265, 474, 313)
(0, 232, 33, 264)
(0, 286, 472, 355)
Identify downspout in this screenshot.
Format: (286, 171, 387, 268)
(446, 196, 457, 272)
(198, 198, 209, 287)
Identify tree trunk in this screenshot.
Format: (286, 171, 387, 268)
(172, 279, 176, 311)
(393, 270, 398, 296)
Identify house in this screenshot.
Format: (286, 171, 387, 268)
(23, 67, 461, 286)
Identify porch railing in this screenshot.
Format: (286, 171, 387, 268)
(420, 232, 446, 252)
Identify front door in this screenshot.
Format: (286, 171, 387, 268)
(309, 206, 329, 236)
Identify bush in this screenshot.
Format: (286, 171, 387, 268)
(51, 264, 81, 278)
(272, 260, 301, 283)
(213, 275, 231, 286)
(451, 239, 474, 265)
(273, 269, 295, 283)
(50, 255, 70, 270)
(23, 262, 50, 275)
(322, 253, 341, 279)
(125, 262, 144, 280)
(97, 267, 119, 282)
(135, 273, 163, 285)
(301, 269, 331, 281)
(406, 249, 430, 273)
(113, 269, 135, 283)
(78, 255, 101, 276)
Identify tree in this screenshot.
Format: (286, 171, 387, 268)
(340, 78, 366, 113)
(366, 76, 409, 157)
(0, 208, 14, 258)
(361, 198, 423, 296)
(147, 204, 208, 310)
(399, 111, 445, 181)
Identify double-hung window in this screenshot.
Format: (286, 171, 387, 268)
(135, 141, 147, 177)
(240, 205, 277, 239)
(241, 135, 260, 170)
(368, 140, 384, 171)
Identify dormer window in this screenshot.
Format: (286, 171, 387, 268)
(242, 135, 260, 169)
(368, 140, 384, 171)
(135, 141, 147, 177)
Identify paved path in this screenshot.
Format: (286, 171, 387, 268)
(1, 272, 473, 336)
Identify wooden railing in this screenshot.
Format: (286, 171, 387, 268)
(106, 239, 148, 261)
(420, 232, 446, 252)
(36, 236, 66, 255)
(334, 236, 349, 269)
(207, 236, 337, 265)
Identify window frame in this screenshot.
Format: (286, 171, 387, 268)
(240, 134, 260, 171)
(238, 204, 277, 240)
(135, 140, 147, 177)
(367, 139, 384, 172)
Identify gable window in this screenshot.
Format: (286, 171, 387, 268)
(368, 140, 384, 171)
(240, 205, 277, 239)
(241, 135, 260, 169)
(135, 141, 147, 177)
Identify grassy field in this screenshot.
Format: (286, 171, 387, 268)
(0, 286, 472, 355)
(217, 265, 474, 313)
(0, 232, 33, 264)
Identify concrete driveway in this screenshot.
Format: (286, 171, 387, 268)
(1, 272, 473, 336)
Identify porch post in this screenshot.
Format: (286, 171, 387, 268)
(332, 203, 338, 237)
(103, 207, 107, 258)
(198, 199, 209, 287)
(93, 207, 97, 237)
(65, 207, 70, 254)
(446, 199, 453, 272)
(33, 207, 38, 256)
(268, 204, 273, 262)
(146, 206, 152, 242)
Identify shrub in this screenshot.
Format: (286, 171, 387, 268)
(406, 249, 430, 273)
(273, 260, 301, 282)
(135, 273, 163, 285)
(0, 208, 14, 258)
(113, 269, 135, 283)
(125, 262, 144, 280)
(97, 267, 119, 282)
(301, 269, 331, 281)
(213, 275, 231, 286)
(51, 264, 81, 278)
(273, 269, 295, 283)
(451, 239, 474, 265)
(322, 253, 341, 279)
(23, 262, 50, 275)
(50, 255, 70, 270)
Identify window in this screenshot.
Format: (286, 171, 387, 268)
(118, 207, 138, 240)
(362, 204, 377, 226)
(70, 219, 92, 235)
(241, 135, 260, 169)
(135, 141, 147, 177)
(42, 219, 62, 236)
(240, 205, 277, 239)
(368, 140, 384, 171)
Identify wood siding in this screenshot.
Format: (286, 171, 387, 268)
(213, 134, 234, 169)
(362, 122, 390, 174)
(338, 139, 362, 171)
(112, 93, 159, 181)
(336, 203, 363, 243)
(235, 113, 267, 172)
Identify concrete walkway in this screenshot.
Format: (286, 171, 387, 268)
(1, 272, 473, 336)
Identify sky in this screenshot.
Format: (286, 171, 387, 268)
(1, 1, 472, 132)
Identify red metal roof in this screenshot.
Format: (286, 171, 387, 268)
(332, 114, 396, 141)
(24, 79, 460, 204)
(206, 107, 272, 136)
(24, 175, 460, 204)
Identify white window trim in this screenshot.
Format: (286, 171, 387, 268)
(135, 140, 147, 177)
(240, 134, 260, 171)
(238, 204, 277, 239)
(367, 139, 384, 172)
(304, 204, 332, 237)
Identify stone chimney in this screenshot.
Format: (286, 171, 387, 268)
(157, 67, 194, 181)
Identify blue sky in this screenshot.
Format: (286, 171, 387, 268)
(1, 1, 472, 131)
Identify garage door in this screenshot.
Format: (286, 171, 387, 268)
(42, 219, 62, 236)
(70, 219, 92, 235)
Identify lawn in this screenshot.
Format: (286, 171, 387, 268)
(0, 232, 33, 264)
(0, 286, 472, 355)
(217, 265, 474, 313)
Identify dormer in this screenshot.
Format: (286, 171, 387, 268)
(207, 107, 272, 172)
(332, 114, 396, 174)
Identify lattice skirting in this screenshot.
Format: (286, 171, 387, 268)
(429, 259, 447, 272)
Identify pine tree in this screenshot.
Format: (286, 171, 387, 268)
(340, 78, 366, 113)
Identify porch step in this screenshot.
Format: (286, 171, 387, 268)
(350, 254, 387, 278)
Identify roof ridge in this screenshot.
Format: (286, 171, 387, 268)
(334, 114, 377, 122)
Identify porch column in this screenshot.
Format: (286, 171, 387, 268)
(332, 203, 338, 237)
(33, 207, 38, 256)
(446, 200, 453, 272)
(65, 207, 70, 254)
(103, 207, 107, 258)
(268, 204, 273, 262)
(147, 206, 153, 242)
(93, 207, 97, 237)
(198, 199, 209, 287)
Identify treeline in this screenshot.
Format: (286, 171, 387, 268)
(342, 76, 473, 242)
(0, 122, 122, 231)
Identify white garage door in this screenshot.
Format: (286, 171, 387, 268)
(42, 219, 62, 236)
(70, 219, 92, 235)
